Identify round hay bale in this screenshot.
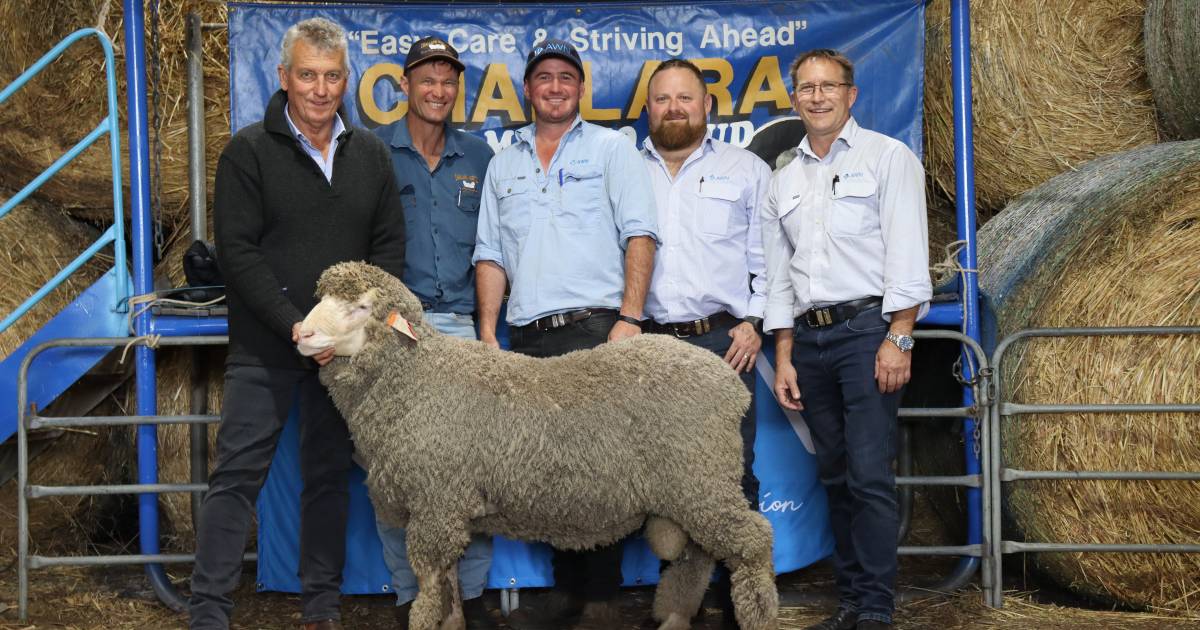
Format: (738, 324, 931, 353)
(0, 0, 230, 228)
(1145, 0, 1200, 140)
(924, 0, 1160, 217)
(978, 139, 1200, 610)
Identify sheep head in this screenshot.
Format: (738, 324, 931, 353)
(297, 261, 426, 357)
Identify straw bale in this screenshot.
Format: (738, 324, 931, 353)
(0, 0, 230, 228)
(978, 139, 1200, 610)
(1145, 0, 1200, 140)
(0, 192, 108, 357)
(153, 344, 223, 549)
(924, 0, 1160, 218)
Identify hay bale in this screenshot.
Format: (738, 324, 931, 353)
(0, 195, 131, 551)
(0, 193, 108, 356)
(154, 345, 223, 549)
(1145, 0, 1200, 140)
(978, 139, 1200, 610)
(924, 0, 1160, 217)
(0, 0, 230, 228)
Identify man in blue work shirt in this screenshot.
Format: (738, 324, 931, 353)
(473, 39, 658, 630)
(641, 58, 772, 628)
(373, 36, 497, 630)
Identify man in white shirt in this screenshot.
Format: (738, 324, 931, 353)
(763, 49, 931, 630)
(641, 58, 771, 629)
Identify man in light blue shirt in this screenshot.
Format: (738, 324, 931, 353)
(765, 49, 930, 630)
(472, 39, 657, 630)
(641, 58, 771, 629)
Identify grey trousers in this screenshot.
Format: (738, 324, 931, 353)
(189, 364, 353, 629)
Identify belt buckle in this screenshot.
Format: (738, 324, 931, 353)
(551, 313, 566, 329)
(807, 307, 834, 328)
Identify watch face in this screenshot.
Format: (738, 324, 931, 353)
(889, 333, 914, 352)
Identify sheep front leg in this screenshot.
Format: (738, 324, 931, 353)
(407, 516, 470, 630)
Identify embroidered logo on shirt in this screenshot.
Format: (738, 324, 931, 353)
(455, 174, 479, 190)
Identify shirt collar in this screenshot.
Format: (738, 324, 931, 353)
(797, 116, 859, 160)
(515, 113, 586, 149)
(642, 135, 714, 165)
(390, 117, 464, 158)
(283, 105, 345, 150)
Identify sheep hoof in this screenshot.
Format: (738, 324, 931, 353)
(656, 612, 691, 630)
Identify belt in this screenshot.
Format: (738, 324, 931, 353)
(798, 297, 883, 328)
(518, 308, 616, 332)
(648, 311, 739, 338)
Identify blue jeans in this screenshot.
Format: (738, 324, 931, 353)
(373, 311, 493, 605)
(790, 306, 900, 624)
(190, 365, 352, 628)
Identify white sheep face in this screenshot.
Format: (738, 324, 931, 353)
(296, 288, 378, 357)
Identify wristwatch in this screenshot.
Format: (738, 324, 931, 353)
(742, 316, 763, 332)
(885, 331, 915, 352)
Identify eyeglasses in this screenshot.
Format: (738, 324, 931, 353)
(795, 82, 852, 97)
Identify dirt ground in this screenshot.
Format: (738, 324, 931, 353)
(2, 474, 1198, 629)
(2, 557, 1199, 629)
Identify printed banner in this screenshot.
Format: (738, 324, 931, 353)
(229, 0, 924, 158)
(238, 0, 926, 594)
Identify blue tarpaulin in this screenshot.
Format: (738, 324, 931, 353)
(227, 0, 925, 595)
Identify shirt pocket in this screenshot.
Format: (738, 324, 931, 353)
(559, 167, 605, 231)
(496, 176, 536, 241)
(697, 181, 741, 237)
(457, 187, 481, 213)
(830, 176, 878, 236)
(778, 192, 808, 247)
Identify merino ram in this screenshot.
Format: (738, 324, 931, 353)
(296, 261, 778, 630)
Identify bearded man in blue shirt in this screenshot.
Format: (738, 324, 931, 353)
(473, 39, 658, 630)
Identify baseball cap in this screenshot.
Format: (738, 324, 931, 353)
(523, 39, 584, 81)
(405, 36, 465, 73)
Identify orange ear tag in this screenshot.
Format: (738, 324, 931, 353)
(386, 311, 418, 341)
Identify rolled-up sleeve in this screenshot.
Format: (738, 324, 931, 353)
(761, 174, 797, 332)
(878, 145, 932, 319)
(606, 135, 659, 248)
(745, 158, 771, 319)
(471, 165, 505, 269)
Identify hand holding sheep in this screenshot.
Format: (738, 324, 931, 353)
(292, 322, 335, 365)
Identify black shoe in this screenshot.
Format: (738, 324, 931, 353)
(804, 608, 858, 630)
(463, 597, 501, 630)
(505, 590, 584, 630)
(856, 621, 892, 629)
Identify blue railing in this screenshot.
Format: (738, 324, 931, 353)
(0, 28, 129, 333)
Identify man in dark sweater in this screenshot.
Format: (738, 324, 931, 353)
(188, 17, 405, 630)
